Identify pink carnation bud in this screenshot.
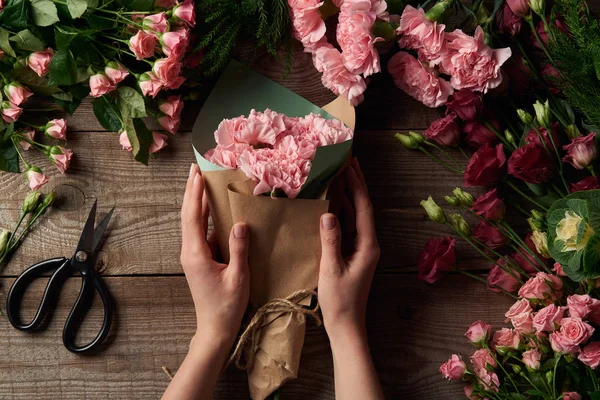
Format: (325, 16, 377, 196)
(89, 73, 116, 98)
(160, 28, 190, 60)
(439, 354, 466, 381)
(49, 146, 73, 174)
(19, 127, 35, 150)
(563, 132, 597, 170)
(143, 12, 169, 34)
(149, 131, 168, 153)
(1, 101, 22, 123)
(25, 166, 49, 190)
(173, 0, 196, 27)
(139, 72, 163, 97)
(44, 118, 67, 140)
(465, 320, 492, 344)
(27, 48, 54, 77)
(104, 62, 129, 85)
(4, 81, 33, 106)
(129, 30, 157, 60)
(119, 130, 132, 151)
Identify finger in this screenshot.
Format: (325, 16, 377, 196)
(319, 213, 344, 274)
(207, 231, 221, 260)
(181, 164, 211, 259)
(341, 193, 356, 236)
(202, 189, 210, 237)
(351, 157, 369, 194)
(227, 223, 250, 276)
(346, 165, 378, 254)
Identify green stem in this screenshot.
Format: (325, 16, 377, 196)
(1, 212, 27, 264)
(552, 354, 560, 398)
(7, 208, 45, 253)
(422, 140, 462, 169)
(458, 145, 470, 160)
(528, 18, 555, 64)
(531, 125, 569, 192)
(505, 180, 549, 211)
(418, 147, 464, 174)
(484, 121, 514, 151)
(487, 346, 520, 393)
(456, 269, 519, 299)
(52, 0, 153, 14)
(11, 137, 30, 169)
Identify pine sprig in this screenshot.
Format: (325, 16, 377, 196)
(196, 0, 294, 76)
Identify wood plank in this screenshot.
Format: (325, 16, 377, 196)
(0, 274, 514, 400)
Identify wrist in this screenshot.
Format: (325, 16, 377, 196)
(325, 319, 367, 348)
(189, 329, 235, 363)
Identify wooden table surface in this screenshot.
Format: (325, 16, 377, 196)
(0, 46, 515, 399)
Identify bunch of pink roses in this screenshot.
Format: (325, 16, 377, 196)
(204, 109, 353, 198)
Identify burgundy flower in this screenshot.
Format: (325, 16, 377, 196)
(503, 54, 531, 95)
(570, 176, 600, 193)
(496, 4, 522, 36)
(423, 113, 461, 146)
(487, 263, 520, 293)
(471, 188, 505, 220)
(474, 221, 507, 250)
(464, 120, 499, 148)
(464, 144, 507, 187)
(446, 89, 483, 121)
(508, 144, 556, 183)
(417, 237, 456, 283)
(541, 64, 562, 94)
(563, 132, 597, 170)
(525, 123, 560, 149)
(532, 15, 568, 49)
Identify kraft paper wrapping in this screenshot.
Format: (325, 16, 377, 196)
(192, 61, 355, 400)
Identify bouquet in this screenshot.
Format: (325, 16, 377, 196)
(192, 61, 354, 400)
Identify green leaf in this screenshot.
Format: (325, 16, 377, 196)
(47, 49, 78, 86)
(54, 26, 78, 49)
(118, 86, 146, 119)
(86, 0, 98, 7)
(92, 96, 122, 131)
(0, 29, 16, 58)
(66, 0, 86, 18)
(123, 117, 151, 165)
(1, 0, 31, 31)
(9, 64, 60, 96)
(583, 233, 600, 278)
(550, 97, 576, 125)
(10, 29, 45, 51)
(589, 392, 600, 400)
(0, 134, 19, 173)
(30, 0, 59, 26)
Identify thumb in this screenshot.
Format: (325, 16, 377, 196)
(228, 222, 250, 275)
(319, 213, 344, 271)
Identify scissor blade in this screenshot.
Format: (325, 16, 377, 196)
(75, 200, 97, 254)
(92, 207, 114, 253)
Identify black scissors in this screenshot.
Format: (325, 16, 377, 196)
(6, 201, 114, 353)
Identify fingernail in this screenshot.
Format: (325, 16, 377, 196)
(322, 214, 336, 230)
(193, 173, 199, 186)
(189, 163, 195, 177)
(234, 223, 247, 239)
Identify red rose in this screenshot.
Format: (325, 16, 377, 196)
(423, 113, 461, 146)
(525, 123, 560, 149)
(464, 120, 499, 148)
(508, 144, 556, 183)
(570, 176, 600, 193)
(417, 237, 456, 283)
(464, 144, 507, 187)
(446, 89, 482, 121)
(471, 188, 505, 220)
(474, 221, 507, 250)
(496, 4, 522, 36)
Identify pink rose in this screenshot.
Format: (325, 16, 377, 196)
(562, 393, 582, 400)
(550, 331, 580, 354)
(496, 3, 522, 36)
(522, 349, 541, 370)
(560, 317, 594, 346)
(143, 12, 169, 34)
(470, 348, 496, 371)
(160, 28, 190, 60)
(472, 189, 505, 220)
(159, 95, 183, 119)
(4, 82, 32, 106)
(553, 262, 567, 276)
(139, 72, 162, 97)
(173, 0, 196, 27)
(476, 369, 500, 392)
(423, 113, 461, 146)
(512, 312, 535, 334)
(439, 354, 466, 381)
(533, 304, 566, 332)
(129, 30, 156, 60)
(570, 176, 600, 193)
(89, 73, 116, 98)
(446, 89, 482, 121)
(288, 0, 326, 47)
(149, 132, 168, 153)
(463, 386, 481, 400)
(27, 48, 54, 77)
(487, 264, 520, 293)
(312, 43, 367, 106)
(473, 221, 507, 250)
(44, 118, 67, 140)
(337, 0, 382, 77)
(153, 57, 185, 89)
(438, 27, 512, 93)
(1, 101, 22, 123)
(464, 144, 506, 187)
(563, 132, 597, 170)
(158, 114, 181, 134)
(388, 51, 453, 108)
(397, 5, 446, 59)
(465, 320, 492, 344)
(25, 166, 49, 191)
(579, 342, 600, 368)
(505, 299, 533, 320)
(104, 62, 129, 85)
(506, 0, 530, 18)
(567, 294, 599, 320)
(416, 236, 456, 283)
(49, 146, 73, 174)
(19, 127, 35, 150)
(119, 130, 132, 151)
(492, 327, 520, 350)
(518, 272, 561, 300)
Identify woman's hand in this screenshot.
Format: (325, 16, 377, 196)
(180, 163, 250, 346)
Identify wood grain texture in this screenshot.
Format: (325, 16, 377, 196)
(0, 274, 513, 400)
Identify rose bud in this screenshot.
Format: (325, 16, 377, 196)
(0, 229, 9, 255)
(149, 131, 167, 153)
(452, 187, 474, 207)
(420, 196, 446, 223)
(153, 57, 185, 89)
(129, 30, 157, 60)
(139, 72, 163, 98)
(89, 73, 116, 98)
(18, 127, 35, 150)
(395, 133, 419, 149)
(562, 393, 582, 400)
(172, 0, 196, 27)
(492, 327, 520, 351)
(464, 144, 506, 187)
(440, 354, 466, 380)
(570, 176, 600, 193)
(446, 89, 483, 121)
(563, 132, 597, 170)
(158, 95, 183, 119)
(474, 221, 507, 250)
(1, 100, 22, 123)
(471, 189, 505, 220)
(522, 349, 541, 370)
(506, 0, 530, 17)
(48, 146, 73, 174)
(464, 121, 498, 148)
(487, 264, 520, 293)
(104, 61, 129, 85)
(40, 191, 56, 210)
(465, 320, 492, 344)
(142, 12, 168, 34)
(578, 342, 600, 368)
(44, 118, 67, 140)
(22, 190, 41, 215)
(417, 236, 456, 283)
(4, 81, 33, 106)
(533, 99, 551, 129)
(27, 48, 54, 77)
(119, 130, 132, 151)
(508, 143, 556, 183)
(158, 114, 181, 134)
(423, 113, 461, 146)
(25, 165, 49, 191)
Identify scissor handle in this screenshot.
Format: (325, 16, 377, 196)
(6, 257, 72, 331)
(62, 267, 113, 353)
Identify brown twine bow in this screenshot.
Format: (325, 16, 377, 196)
(225, 289, 322, 371)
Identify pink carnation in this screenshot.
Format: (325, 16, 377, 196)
(288, 0, 326, 47)
(397, 5, 446, 60)
(204, 143, 251, 169)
